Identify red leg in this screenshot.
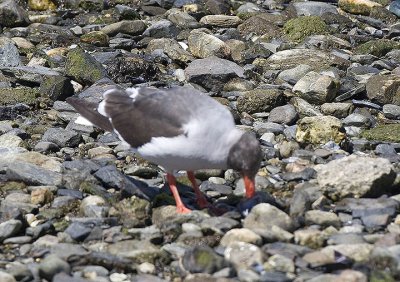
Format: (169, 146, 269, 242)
(167, 173, 191, 214)
(187, 171, 209, 209)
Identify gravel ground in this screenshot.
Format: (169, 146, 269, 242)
(1, 0, 400, 281)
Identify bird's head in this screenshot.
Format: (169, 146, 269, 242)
(227, 132, 263, 198)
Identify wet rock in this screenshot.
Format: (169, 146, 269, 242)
(185, 57, 244, 92)
(292, 71, 340, 105)
(316, 155, 396, 200)
(296, 116, 345, 145)
(237, 89, 284, 114)
(342, 113, 372, 127)
(182, 246, 226, 273)
(188, 30, 230, 59)
(65, 222, 92, 241)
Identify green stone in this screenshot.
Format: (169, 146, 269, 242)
(355, 39, 400, 57)
(284, 16, 328, 42)
(65, 47, 108, 85)
(361, 124, 400, 142)
(0, 87, 40, 106)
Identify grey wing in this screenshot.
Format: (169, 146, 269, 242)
(102, 87, 197, 148)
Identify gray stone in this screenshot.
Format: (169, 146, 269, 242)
(0, 219, 22, 242)
(200, 217, 240, 233)
(316, 155, 396, 200)
(0, 133, 23, 147)
(167, 10, 199, 28)
(290, 1, 338, 16)
(320, 102, 353, 118)
(38, 255, 71, 281)
(277, 64, 313, 85)
(342, 113, 372, 127)
(6, 161, 62, 186)
(185, 57, 244, 92)
(106, 240, 164, 264)
(182, 246, 226, 274)
(101, 20, 146, 36)
(42, 127, 81, 147)
(224, 242, 263, 269)
(0, 271, 16, 282)
(200, 15, 241, 27)
(237, 89, 284, 114)
(305, 210, 341, 228)
(290, 97, 322, 118)
(293, 71, 340, 105)
(143, 19, 179, 38)
(220, 228, 262, 247)
(64, 222, 92, 241)
(268, 104, 298, 125)
(383, 104, 400, 119)
(188, 30, 230, 59)
(366, 74, 400, 105)
(40, 76, 74, 101)
(243, 203, 294, 232)
(0, 66, 60, 85)
(147, 38, 194, 64)
(0, 37, 21, 67)
(0, 0, 29, 27)
(34, 141, 59, 153)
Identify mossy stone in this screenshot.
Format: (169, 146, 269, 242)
(284, 16, 328, 43)
(40, 76, 74, 101)
(355, 39, 400, 57)
(80, 31, 109, 47)
(237, 89, 285, 114)
(65, 47, 108, 85)
(28, 0, 57, 10)
(361, 124, 400, 142)
(0, 87, 40, 106)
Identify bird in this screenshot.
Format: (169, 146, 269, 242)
(66, 85, 262, 214)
